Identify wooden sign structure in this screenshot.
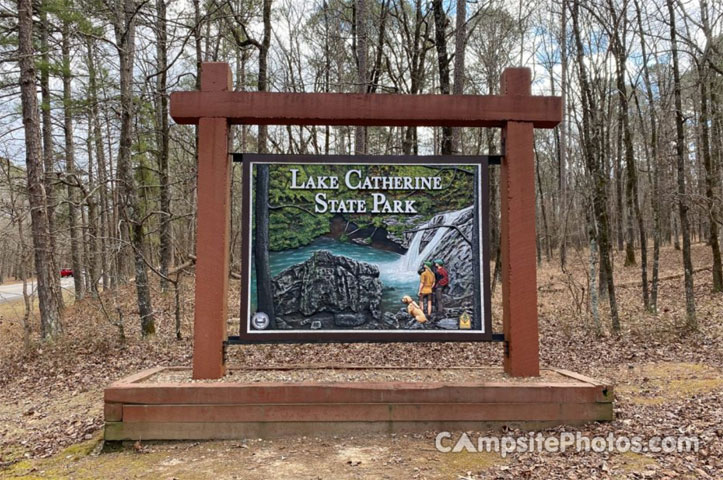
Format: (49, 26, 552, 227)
(170, 62, 561, 380)
(102, 63, 612, 442)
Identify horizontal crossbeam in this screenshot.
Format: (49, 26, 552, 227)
(170, 91, 561, 128)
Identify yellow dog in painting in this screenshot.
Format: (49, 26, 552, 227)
(402, 295, 427, 323)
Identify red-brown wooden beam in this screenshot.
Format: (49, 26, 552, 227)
(170, 91, 561, 128)
(500, 68, 540, 377)
(193, 63, 232, 379)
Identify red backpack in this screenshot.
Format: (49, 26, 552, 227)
(436, 266, 449, 287)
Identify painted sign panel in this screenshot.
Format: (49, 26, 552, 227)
(239, 155, 491, 343)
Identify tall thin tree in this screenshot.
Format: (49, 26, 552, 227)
(38, 1, 64, 310)
(451, 0, 466, 154)
(61, 0, 85, 300)
(255, 0, 276, 327)
(354, 0, 368, 154)
(156, 0, 172, 292)
(111, 0, 155, 335)
(607, 0, 648, 309)
(17, 0, 63, 339)
(432, 0, 452, 154)
(633, 0, 661, 311)
(572, 0, 620, 332)
(666, 0, 697, 329)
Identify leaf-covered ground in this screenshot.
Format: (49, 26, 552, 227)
(1, 243, 721, 479)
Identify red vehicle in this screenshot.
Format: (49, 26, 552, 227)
(60, 268, 73, 278)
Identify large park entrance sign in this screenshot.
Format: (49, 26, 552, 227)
(169, 62, 562, 380)
(239, 154, 491, 342)
(102, 62, 612, 442)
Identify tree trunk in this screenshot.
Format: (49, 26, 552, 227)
(451, 0, 466, 153)
(354, 0, 368, 154)
(572, 0, 619, 331)
(588, 214, 601, 334)
(84, 114, 101, 295)
(488, 130, 501, 291)
(254, 165, 275, 326)
(18, 220, 32, 347)
(699, 72, 723, 291)
(667, 0, 697, 329)
(113, 0, 155, 336)
(86, 38, 111, 291)
(608, 0, 648, 308)
(61, 6, 85, 300)
(367, 0, 388, 95)
(323, 0, 331, 153)
(18, 0, 62, 339)
(80, 197, 92, 292)
(432, 0, 452, 154)
(633, 0, 660, 312)
(257, 0, 271, 153)
(400, 0, 427, 155)
(535, 146, 551, 262)
(558, 0, 568, 268)
(156, 0, 172, 292)
(254, 0, 275, 326)
(614, 118, 625, 253)
(38, 1, 64, 311)
(698, 0, 723, 292)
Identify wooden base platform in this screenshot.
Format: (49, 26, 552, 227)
(104, 367, 613, 441)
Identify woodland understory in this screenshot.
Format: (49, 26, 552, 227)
(0, 243, 721, 478)
(1, 0, 722, 341)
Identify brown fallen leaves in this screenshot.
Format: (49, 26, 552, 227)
(0, 242, 721, 479)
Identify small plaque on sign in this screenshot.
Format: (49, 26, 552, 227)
(251, 312, 270, 330)
(459, 312, 471, 329)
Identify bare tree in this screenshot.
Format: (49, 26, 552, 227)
(571, 0, 620, 332)
(61, 0, 85, 300)
(451, 0, 466, 154)
(666, 0, 696, 329)
(110, 0, 156, 335)
(354, 0, 368, 154)
(432, 0, 452, 154)
(606, 0, 648, 309)
(155, 0, 172, 292)
(696, 0, 723, 292)
(633, 0, 661, 311)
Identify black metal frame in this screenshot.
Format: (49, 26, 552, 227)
(233, 153, 500, 344)
(232, 153, 503, 165)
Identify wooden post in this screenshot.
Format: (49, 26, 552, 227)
(500, 68, 540, 377)
(193, 63, 232, 379)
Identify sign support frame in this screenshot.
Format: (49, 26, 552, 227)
(170, 63, 560, 379)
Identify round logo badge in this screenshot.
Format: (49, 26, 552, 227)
(251, 312, 270, 330)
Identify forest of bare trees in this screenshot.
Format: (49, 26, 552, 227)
(1, 0, 721, 340)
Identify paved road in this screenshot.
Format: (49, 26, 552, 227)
(0, 277, 74, 304)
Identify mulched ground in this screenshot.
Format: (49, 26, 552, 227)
(0, 243, 721, 478)
(145, 366, 575, 384)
